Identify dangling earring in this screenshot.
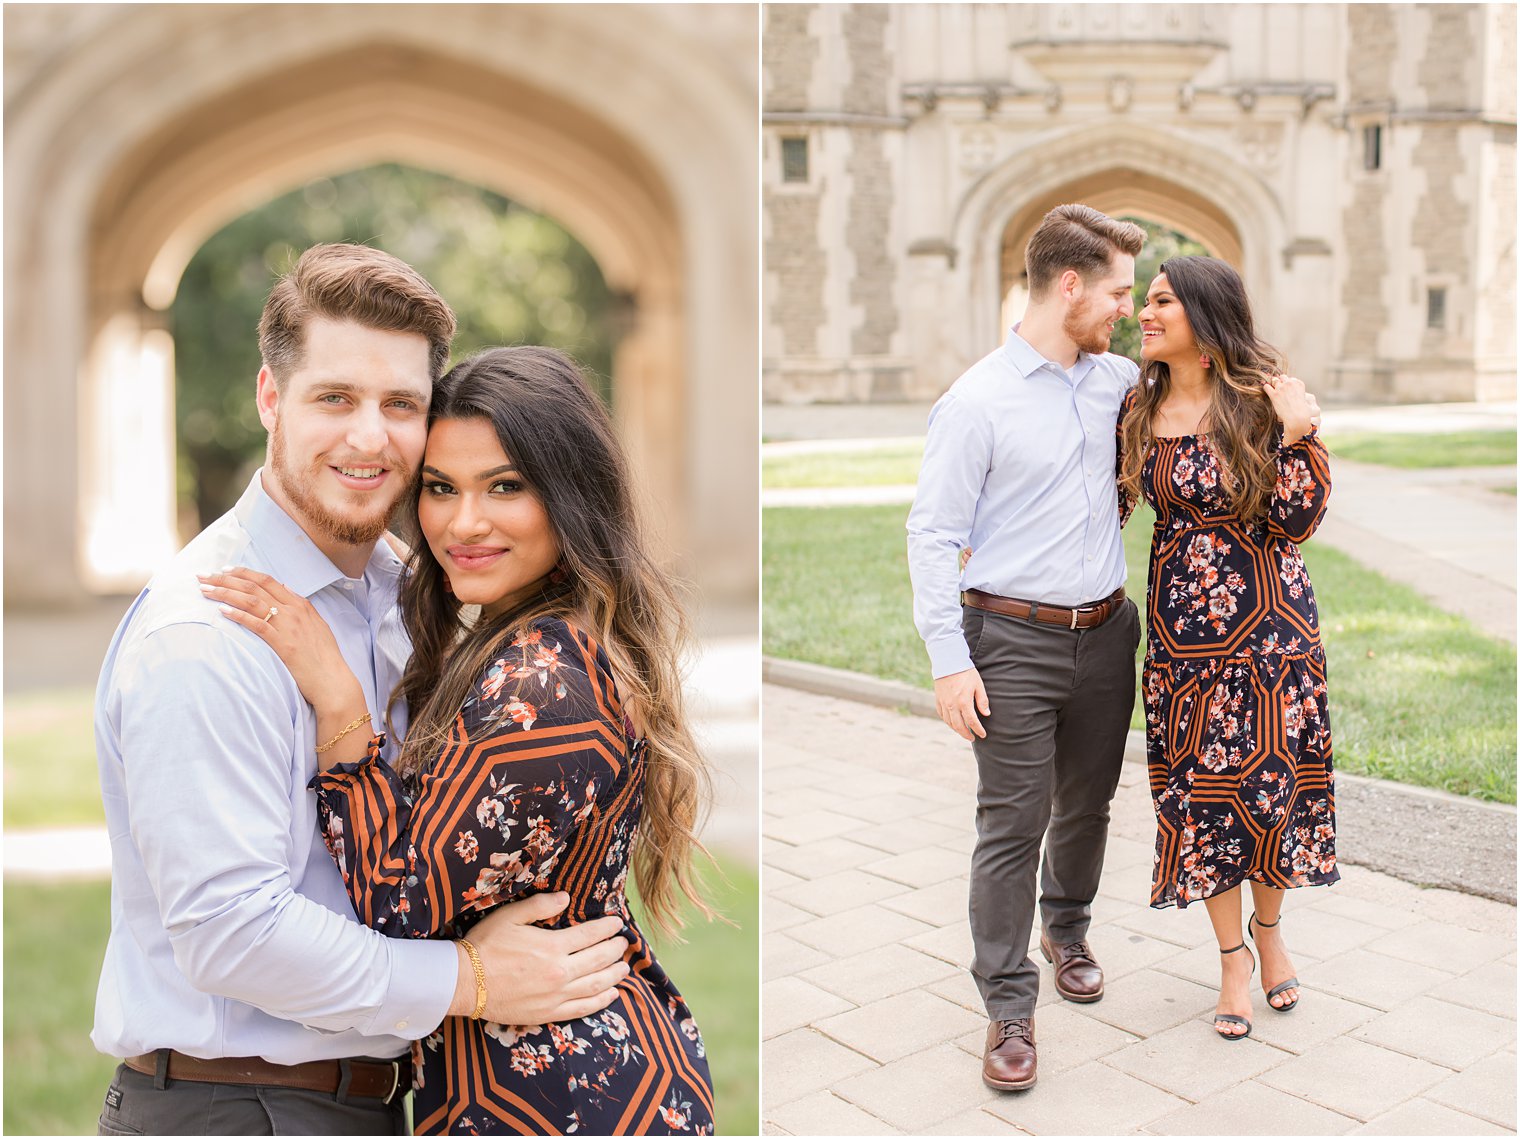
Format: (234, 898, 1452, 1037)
(1199, 352, 1212, 370)
(549, 563, 569, 586)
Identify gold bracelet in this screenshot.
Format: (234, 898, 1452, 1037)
(459, 937, 488, 1020)
(315, 712, 371, 754)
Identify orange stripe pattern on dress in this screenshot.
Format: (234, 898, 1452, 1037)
(1117, 388, 1339, 910)
(312, 617, 713, 1135)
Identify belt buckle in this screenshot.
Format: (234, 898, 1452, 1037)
(1069, 607, 1080, 630)
(384, 1060, 401, 1105)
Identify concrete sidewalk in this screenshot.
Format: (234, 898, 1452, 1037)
(763, 656, 1518, 906)
(761, 683, 1516, 1136)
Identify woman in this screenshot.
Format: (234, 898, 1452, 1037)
(1118, 256, 1336, 1043)
(206, 346, 714, 1134)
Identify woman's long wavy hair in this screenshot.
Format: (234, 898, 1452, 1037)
(1119, 256, 1286, 523)
(384, 346, 711, 934)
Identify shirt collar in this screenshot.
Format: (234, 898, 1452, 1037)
(232, 469, 404, 599)
(1006, 322, 1096, 382)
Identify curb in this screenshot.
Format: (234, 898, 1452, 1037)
(762, 655, 1517, 905)
(763, 656, 937, 719)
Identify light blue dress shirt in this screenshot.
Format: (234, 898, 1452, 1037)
(907, 326, 1139, 679)
(92, 471, 457, 1063)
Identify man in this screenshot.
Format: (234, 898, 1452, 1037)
(93, 244, 629, 1134)
(906, 204, 1146, 1092)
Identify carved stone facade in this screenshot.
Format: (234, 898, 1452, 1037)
(5, 4, 758, 606)
(764, 4, 914, 401)
(843, 6, 899, 369)
(764, 3, 1517, 405)
(763, 5, 826, 365)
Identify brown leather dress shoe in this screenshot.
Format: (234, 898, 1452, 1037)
(981, 1018, 1037, 1091)
(1040, 933, 1104, 1003)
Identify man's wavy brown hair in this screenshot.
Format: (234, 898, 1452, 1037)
(1025, 204, 1145, 298)
(1119, 256, 1286, 523)
(258, 243, 456, 387)
(384, 347, 710, 935)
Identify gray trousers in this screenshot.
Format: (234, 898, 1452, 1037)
(964, 598, 1139, 1020)
(97, 1059, 407, 1136)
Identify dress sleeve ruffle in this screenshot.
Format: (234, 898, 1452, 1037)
(1266, 426, 1332, 544)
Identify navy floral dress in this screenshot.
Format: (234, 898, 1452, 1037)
(311, 617, 713, 1135)
(1119, 389, 1339, 908)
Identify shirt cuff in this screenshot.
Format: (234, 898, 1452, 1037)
(368, 936, 458, 1040)
(927, 635, 975, 680)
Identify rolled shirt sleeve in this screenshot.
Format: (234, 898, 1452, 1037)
(117, 621, 456, 1039)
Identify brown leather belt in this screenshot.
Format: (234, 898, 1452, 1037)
(963, 586, 1126, 630)
(124, 1050, 409, 1103)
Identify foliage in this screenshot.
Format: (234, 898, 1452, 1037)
(763, 501, 1516, 802)
(170, 164, 615, 528)
(1108, 217, 1209, 364)
(1322, 430, 1517, 470)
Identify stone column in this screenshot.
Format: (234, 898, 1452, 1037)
(77, 302, 182, 592)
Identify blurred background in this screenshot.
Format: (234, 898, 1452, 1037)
(4, 4, 758, 1133)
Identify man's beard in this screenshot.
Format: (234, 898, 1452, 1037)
(1064, 297, 1113, 355)
(269, 423, 404, 548)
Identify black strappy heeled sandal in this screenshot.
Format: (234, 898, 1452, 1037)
(1215, 942, 1254, 1041)
(1248, 912, 1301, 1012)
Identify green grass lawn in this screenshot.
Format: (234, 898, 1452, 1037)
(1322, 429, 1516, 469)
(763, 442, 924, 489)
(4, 879, 118, 1135)
(2, 860, 758, 1137)
(640, 859, 759, 1137)
(763, 502, 1517, 803)
(4, 687, 104, 828)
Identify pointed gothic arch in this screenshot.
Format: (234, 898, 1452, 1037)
(6, 5, 757, 605)
(79, 42, 682, 591)
(951, 121, 1287, 355)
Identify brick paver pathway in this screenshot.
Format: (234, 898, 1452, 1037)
(762, 684, 1516, 1136)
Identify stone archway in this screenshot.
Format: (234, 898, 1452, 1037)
(7, 5, 757, 607)
(82, 42, 682, 592)
(997, 170, 1245, 332)
(949, 121, 1287, 361)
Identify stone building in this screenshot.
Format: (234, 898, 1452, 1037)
(5, 4, 757, 607)
(763, 4, 1516, 406)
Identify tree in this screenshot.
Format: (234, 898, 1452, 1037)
(171, 164, 614, 528)
(1108, 218, 1210, 364)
